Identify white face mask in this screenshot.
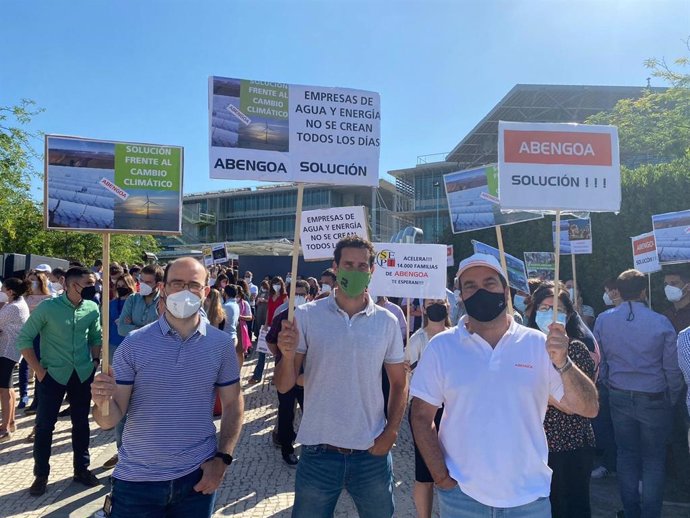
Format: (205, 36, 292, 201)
(166, 290, 202, 319)
(294, 295, 307, 306)
(665, 285, 685, 303)
(139, 283, 154, 297)
(31, 280, 39, 291)
(272, 284, 281, 293)
(603, 292, 613, 306)
(286, 276, 292, 284)
(0, 292, 8, 303)
(567, 288, 575, 300)
(51, 282, 64, 292)
(321, 284, 331, 294)
(453, 289, 461, 298)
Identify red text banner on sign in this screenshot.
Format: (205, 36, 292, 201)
(503, 130, 612, 166)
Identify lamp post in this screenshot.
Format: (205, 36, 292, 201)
(433, 180, 440, 243)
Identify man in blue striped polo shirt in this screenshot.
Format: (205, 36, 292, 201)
(91, 257, 244, 518)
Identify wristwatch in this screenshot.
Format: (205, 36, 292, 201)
(215, 452, 233, 465)
(553, 356, 573, 375)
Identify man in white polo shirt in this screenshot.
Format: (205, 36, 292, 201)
(275, 236, 407, 518)
(410, 253, 599, 517)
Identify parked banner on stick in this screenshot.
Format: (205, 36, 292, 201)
(524, 252, 556, 281)
(368, 243, 447, 299)
(498, 121, 620, 212)
(443, 164, 542, 233)
(300, 206, 369, 261)
(652, 209, 690, 265)
(471, 240, 530, 293)
(552, 218, 593, 255)
(209, 76, 380, 186)
(631, 232, 661, 273)
(45, 135, 183, 234)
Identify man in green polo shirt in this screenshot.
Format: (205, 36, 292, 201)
(17, 266, 103, 496)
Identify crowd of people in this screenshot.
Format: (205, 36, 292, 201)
(0, 235, 689, 518)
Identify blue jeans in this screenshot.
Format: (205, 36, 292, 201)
(292, 445, 394, 518)
(592, 383, 617, 471)
(252, 352, 266, 381)
(609, 388, 672, 518)
(436, 485, 550, 517)
(111, 469, 215, 518)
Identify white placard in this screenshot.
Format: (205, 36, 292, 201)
(652, 209, 690, 265)
(368, 243, 447, 299)
(212, 243, 229, 265)
(209, 76, 380, 187)
(498, 121, 620, 212)
(300, 206, 369, 261)
(631, 232, 661, 273)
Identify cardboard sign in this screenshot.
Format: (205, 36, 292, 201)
(524, 252, 556, 281)
(209, 76, 380, 187)
(368, 243, 447, 299)
(497, 121, 620, 212)
(652, 209, 690, 265)
(443, 164, 542, 233)
(552, 218, 592, 255)
(300, 206, 369, 261)
(631, 232, 661, 273)
(471, 240, 530, 293)
(45, 135, 183, 234)
(202, 247, 214, 268)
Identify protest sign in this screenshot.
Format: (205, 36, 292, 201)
(446, 245, 454, 267)
(300, 206, 369, 261)
(368, 243, 447, 299)
(212, 243, 230, 264)
(497, 121, 620, 212)
(631, 232, 661, 273)
(524, 252, 556, 280)
(471, 240, 530, 293)
(552, 218, 592, 255)
(45, 135, 183, 234)
(652, 209, 690, 264)
(209, 76, 380, 187)
(443, 164, 542, 233)
(202, 247, 214, 267)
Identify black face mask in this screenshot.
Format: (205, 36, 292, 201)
(426, 303, 448, 322)
(116, 287, 131, 298)
(80, 285, 97, 302)
(463, 289, 506, 322)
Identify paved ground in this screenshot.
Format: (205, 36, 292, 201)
(1, 355, 688, 518)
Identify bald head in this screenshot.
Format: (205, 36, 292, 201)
(163, 257, 209, 286)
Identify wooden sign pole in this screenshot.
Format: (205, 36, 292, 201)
(553, 211, 562, 323)
(288, 184, 305, 322)
(571, 253, 579, 314)
(495, 226, 514, 316)
(101, 233, 110, 416)
(406, 299, 411, 344)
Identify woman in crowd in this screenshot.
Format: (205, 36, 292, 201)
(236, 284, 253, 357)
(222, 285, 242, 369)
(405, 297, 451, 518)
(306, 277, 319, 298)
(249, 276, 286, 385)
(102, 273, 137, 469)
(213, 273, 230, 292)
(528, 282, 597, 518)
(0, 278, 30, 441)
(204, 288, 227, 330)
(254, 279, 270, 339)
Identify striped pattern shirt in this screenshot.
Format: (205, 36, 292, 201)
(112, 314, 240, 482)
(678, 327, 690, 414)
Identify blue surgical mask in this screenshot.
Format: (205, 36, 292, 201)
(535, 309, 567, 333)
(514, 294, 527, 313)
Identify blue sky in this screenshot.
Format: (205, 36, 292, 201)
(2, 0, 689, 200)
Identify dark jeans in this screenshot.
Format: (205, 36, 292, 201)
(111, 469, 215, 518)
(277, 385, 304, 455)
(665, 388, 690, 499)
(609, 388, 672, 518)
(252, 352, 266, 381)
(592, 384, 617, 471)
(548, 447, 594, 518)
(34, 369, 94, 477)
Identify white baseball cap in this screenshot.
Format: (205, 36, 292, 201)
(34, 264, 52, 273)
(457, 253, 507, 284)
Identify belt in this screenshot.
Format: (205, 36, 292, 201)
(322, 444, 367, 455)
(609, 387, 665, 400)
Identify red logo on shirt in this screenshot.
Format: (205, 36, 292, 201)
(514, 363, 534, 369)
